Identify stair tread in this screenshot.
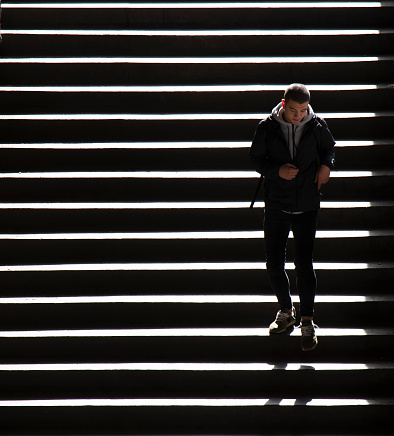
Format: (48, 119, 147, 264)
(2, 139, 393, 148)
(1, 229, 392, 238)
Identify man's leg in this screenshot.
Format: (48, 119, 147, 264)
(292, 210, 318, 350)
(264, 208, 292, 311)
(292, 210, 318, 318)
(264, 208, 296, 333)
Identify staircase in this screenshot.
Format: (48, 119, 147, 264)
(0, 1, 393, 434)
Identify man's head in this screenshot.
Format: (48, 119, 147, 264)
(281, 83, 310, 125)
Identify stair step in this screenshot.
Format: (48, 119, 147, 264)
(2, 30, 393, 57)
(2, 1, 393, 29)
(1, 84, 393, 114)
(0, 112, 393, 142)
(0, 229, 392, 264)
(0, 295, 392, 329)
(0, 328, 393, 363)
(1, 362, 393, 399)
(0, 262, 392, 294)
(0, 399, 392, 435)
(0, 171, 391, 201)
(1, 56, 393, 85)
(0, 140, 393, 171)
(0, 201, 392, 232)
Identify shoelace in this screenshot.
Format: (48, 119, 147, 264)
(300, 323, 318, 336)
(276, 311, 292, 322)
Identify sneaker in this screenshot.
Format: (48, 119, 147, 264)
(301, 321, 318, 351)
(269, 308, 296, 334)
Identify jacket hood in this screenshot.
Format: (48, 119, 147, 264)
(271, 102, 314, 126)
(270, 102, 315, 160)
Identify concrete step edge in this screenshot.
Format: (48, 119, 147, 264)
(1, 294, 393, 303)
(1, 139, 393, 149)
(1, 170, 393, 179)
(0, 327, 393, 337)
(0, 200, 392, 209)
(3, 2, 394, 9)
(0, 261, 392, 272)
(2, 361, 394, 371)
(0, 229, 393, 239)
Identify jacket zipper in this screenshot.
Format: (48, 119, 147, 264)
(292, 124, 299, 210)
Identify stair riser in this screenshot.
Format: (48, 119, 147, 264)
(0, 177, 391, 201)
(0, 117, 392, 142)
(1, 369, 393, 399)
(0, 146, 393, 172)
(1, 61, 393, 85)
(2, 33, 393, 57)
(0, 269, 391, 294)
(0, 207, 392, 232)
(0, 236, 392, 264)
(1, 89, 393, 114)
(3, 5, 394, 29)
(0, 301, 392, 329)
(0, 405, 392, 435)
(0, 335, 393, 364)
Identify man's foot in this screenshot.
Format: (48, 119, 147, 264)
(301, 320, 318, 351)
(269, 308, 296, 334)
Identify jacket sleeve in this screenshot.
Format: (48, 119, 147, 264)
(249, 120, 281, 180)
(317, 117, 336, 170)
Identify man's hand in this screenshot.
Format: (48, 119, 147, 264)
(315, 165, 331, 190)
(279, 163, 299, 180)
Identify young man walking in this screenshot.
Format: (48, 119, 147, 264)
(249, 84, 335, 351)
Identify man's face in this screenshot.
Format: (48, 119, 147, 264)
(282, 99, 309, 125)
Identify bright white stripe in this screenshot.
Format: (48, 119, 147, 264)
(0, 399, 275, 407)
(331, 171, 387, 177)
(279, 399, 297, 406)
(0, 230, 388, 239)
(0, 170, 259, 178)
(0, 112, 389, 121)
(0, 398, 375, 407)
(0, 141, 248, 149)
(0, 328, 271, 338)
(0, 140, 391, 149)
(335, 140, 394, 147)
(0, 84, 381, 92)
(0, 328, 382, 338)
(0, 201, 383, 209)
(0, 170, 390, 178)
(0, 295, 379, 304)
(1, 2, 387, 9)
(0, 262, 378, 272)
(0, 295, 279, 304)
(1, 231, 271, 239)
(307, 399, 370, 406)
(0, 362, 381, 371)
(4, 113, 268, 120)
(0, 56, 383, 64)
(0, 29, 382, 36)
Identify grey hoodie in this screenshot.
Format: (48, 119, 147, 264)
(271, 102, 314, 160)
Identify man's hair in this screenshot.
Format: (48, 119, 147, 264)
(283, 83, 310, 104)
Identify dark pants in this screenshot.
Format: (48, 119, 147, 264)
(263, 208, 318, 318)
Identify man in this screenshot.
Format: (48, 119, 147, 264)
(249, 83, 335, 351)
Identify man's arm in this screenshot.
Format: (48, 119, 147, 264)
(249, 121, 281, 180)
(315, 165, 330, 190)
(317, 117, 336, 170)
(315, 117, 335, 190)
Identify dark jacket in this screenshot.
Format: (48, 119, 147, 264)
(249, 113, 335, 212)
